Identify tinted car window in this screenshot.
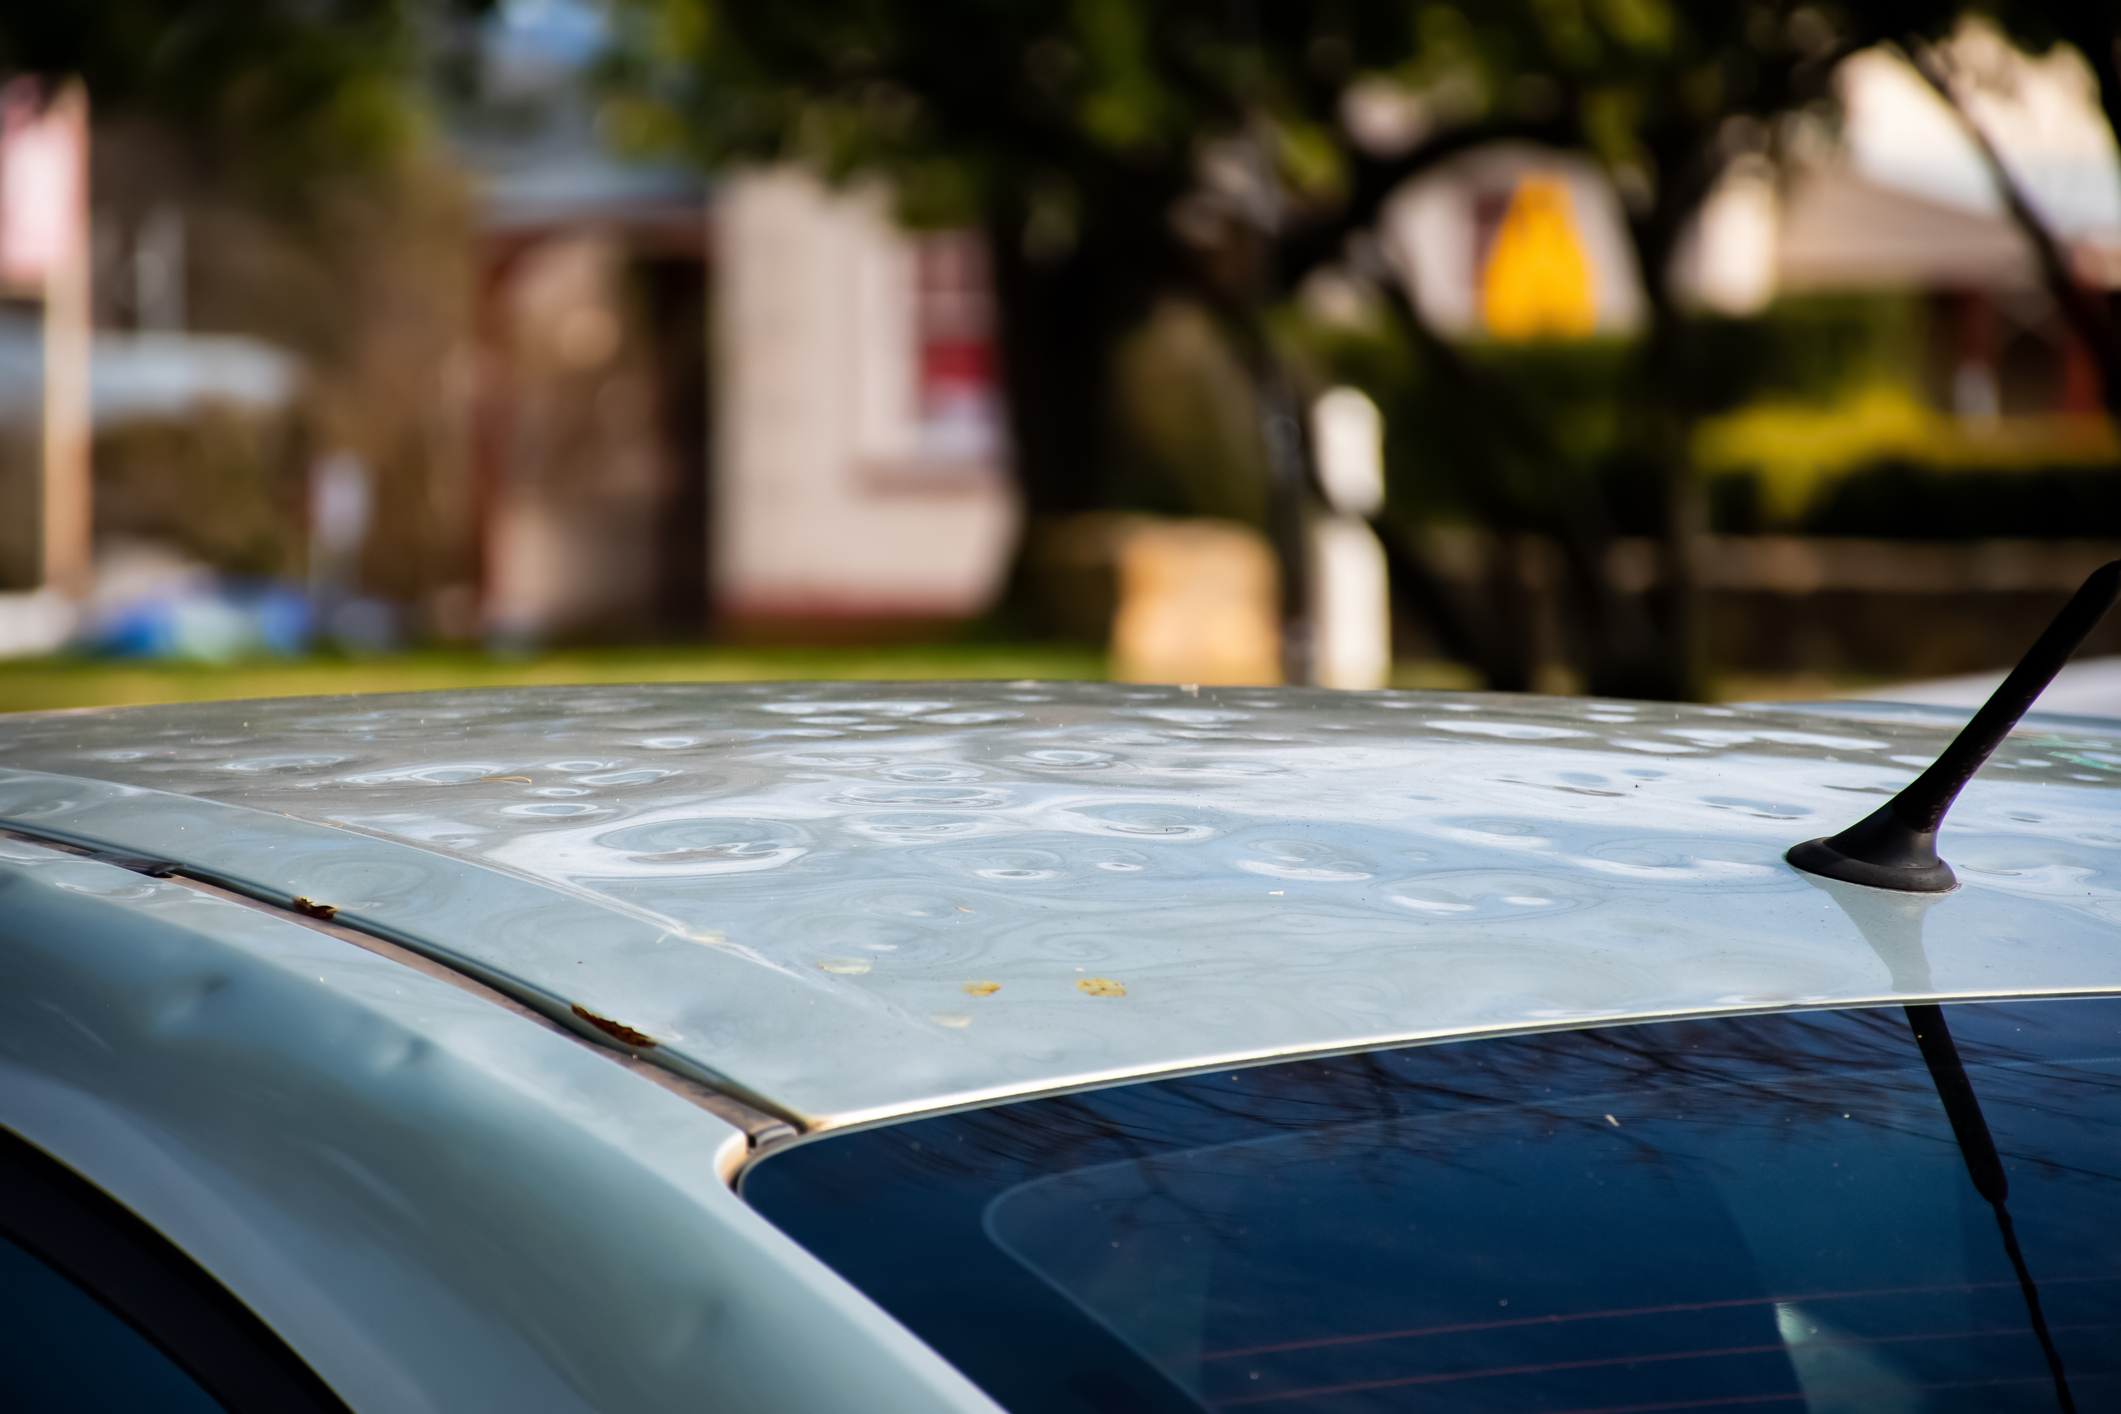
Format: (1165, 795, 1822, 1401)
(0, 1231, 226, 1413)
(0, 1129, 350, 1414)
(745, 999, 2121, 1412)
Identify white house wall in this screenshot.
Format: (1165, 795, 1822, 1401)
(714, 167, 1018, 621)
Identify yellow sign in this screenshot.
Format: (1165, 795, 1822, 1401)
(1481, 175, 1598, 339)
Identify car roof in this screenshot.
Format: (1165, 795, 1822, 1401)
(2, 681, 2118, 1130)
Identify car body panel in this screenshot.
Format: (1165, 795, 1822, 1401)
(0, 834, 1003, 1414)
(3, 683, 2118, 1129)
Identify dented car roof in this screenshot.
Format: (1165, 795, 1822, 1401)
(1, 681, 2118, 1129)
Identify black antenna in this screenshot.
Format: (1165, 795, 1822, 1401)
(1787, 560, 2121, 892)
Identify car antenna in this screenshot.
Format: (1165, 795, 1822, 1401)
(1787, 560, 2121, 892)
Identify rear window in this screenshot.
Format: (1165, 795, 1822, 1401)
(743, 998, 2121, 1412)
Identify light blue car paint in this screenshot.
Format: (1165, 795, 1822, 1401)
(2, 684, 2119, 1130)
(0, 834, 1001, 1413)
(3, 682, 2119, 1411)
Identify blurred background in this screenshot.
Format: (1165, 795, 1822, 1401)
(0, 1, 2118, 714)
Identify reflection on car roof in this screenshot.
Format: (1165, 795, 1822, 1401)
(1, 681, 2117, 1128)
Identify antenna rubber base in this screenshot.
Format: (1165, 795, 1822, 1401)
(1787, 803, 1958, 893)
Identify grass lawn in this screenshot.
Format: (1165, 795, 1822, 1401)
(0, 645, 1894, 716)
(0, 644, 1110, 715)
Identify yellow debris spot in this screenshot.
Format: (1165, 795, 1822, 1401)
(930, 1012, 973, 1028)
(961, 981, 1001, 997)
(1077, 977, 1126, 997)
(817, 958, 872, 975)
(956, 906, 975, 913)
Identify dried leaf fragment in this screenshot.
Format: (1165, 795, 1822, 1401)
(481, 776, 534, 784)
(817, 958, 872, 975)
(290, 896, 338, 920)
(961, 981, 1001, 997)
(1077, 977, 1125, 997)
(571, 1004, 657, 1048)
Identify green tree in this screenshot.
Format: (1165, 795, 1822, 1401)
(604, 1, 1872, 696)
(1874, 2, 2121, 421)
(0, 1, 429, 198)
(1, 4, 480, 612)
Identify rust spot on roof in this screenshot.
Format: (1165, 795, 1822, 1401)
(571, 1003, 657, 1048)
(290, 896, 338, 920)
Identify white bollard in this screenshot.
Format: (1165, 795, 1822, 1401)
(1309, 387, 1391, 689)
(1309, 515, 1391, 690)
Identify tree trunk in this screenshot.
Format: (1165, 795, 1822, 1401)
(1632, 289, 1706, 702)
(982, 207, 1167, 643)
(1618, 123, 1725, 704)
(1908, 36, 2121, 422)
(985, 218, 1121, 523)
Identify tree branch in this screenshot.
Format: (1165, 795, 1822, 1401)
(1274, 114, 1580, 292)
(1901, 37, 2121, 416)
